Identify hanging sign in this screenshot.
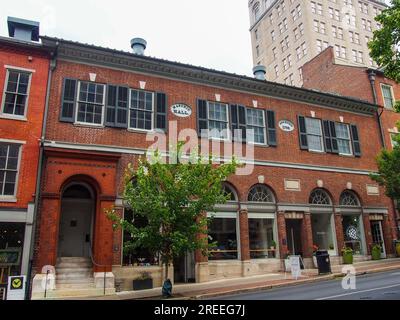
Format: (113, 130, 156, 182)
(171, 104, 192, 118)
(7, 275, 26, 300)
(279, 120, 295, 132)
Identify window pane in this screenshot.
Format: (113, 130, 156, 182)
(249, 218, 276, 259)
(308, 134, 323, 151)
(305, 118, 322, 135)
(342, 215, 363, 254)
(335, 123, 350, 139)
(209, 218, 238, 260)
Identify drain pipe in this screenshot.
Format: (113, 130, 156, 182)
(25, 48, 58, 299)
(368, 69, 386, 149)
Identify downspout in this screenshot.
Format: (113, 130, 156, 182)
(26, 46, 58, 299)
(368, 69, 386, 149)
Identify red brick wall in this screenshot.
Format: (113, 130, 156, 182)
(0, 45, 49, 208)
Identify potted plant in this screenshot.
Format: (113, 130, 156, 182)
(132, 272, 153, 291)
(341, 247, 354, 264)
(371, 244, 382, 260)
(312, 244, 319, 268)
(269, 240, 277, 258)
(270, 240, 277, 250)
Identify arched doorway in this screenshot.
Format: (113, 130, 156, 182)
(58, 183, 95, 257)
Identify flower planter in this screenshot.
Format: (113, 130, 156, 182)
(342, 252, 353, 264)
(133, 278, 153, 291)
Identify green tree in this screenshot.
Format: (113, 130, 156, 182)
(368, 0, 400, 86)
(107, 143, 239, 294)
(370, 130, 400, 200)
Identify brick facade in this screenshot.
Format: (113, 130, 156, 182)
(30, 38, 399, 284)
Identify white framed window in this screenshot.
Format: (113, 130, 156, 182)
(299, 23, 304, 35)
(317, 39, 322, 53)
(381, 84, 395, 109)
(311, 1, 316, 13)
(337, 27, 344, 39)
(334, 9, 340, 21)
(335, 45, 341, 57)
(298, 67, 303, 81)
(341, 46, 347, 58)
(129, 89, 155, 131)
(256, 45, 260, 57)
(272, 47, 277, 59)
(293, 27, 300, 40)
(246, 108, 266, 145)
(274, 65, 279, 78)
(390, 133, 399, 148)
(317, 3, 323, 15)
(335, 123, 353, 155)
(254, 29, 259, 40)
(208, 102, 229, 140)
(271, 30, 276, 41)
(305, 117, 324, 152)
(75, 81, 106, 126)
(329, 7, 334, 18)
(1, 69, 32, 119)
(0, 143, 22, 197)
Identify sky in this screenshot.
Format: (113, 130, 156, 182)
(0, 0, 255, 76)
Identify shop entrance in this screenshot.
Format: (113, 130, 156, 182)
(173, 252, 195, 284)
(371, 221, 387, 258)
(286, 220, 303, 256)
(58, 184, 94, 257)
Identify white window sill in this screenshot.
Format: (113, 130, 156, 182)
(73, 123, 105, 129)
(0, 114, 27, 122)
(339, 153, 355, 158)
(127, 128, 154, 134)
(0, 197, 17, 203)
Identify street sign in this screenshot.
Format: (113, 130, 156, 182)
(289, 256, 302, 280)
(7, 275, 26, 300)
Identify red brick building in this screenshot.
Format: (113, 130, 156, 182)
(0, 17, 52, 292)
(30, 36, 398, 298)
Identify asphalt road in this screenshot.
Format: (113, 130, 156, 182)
(214, 270, 400, 300)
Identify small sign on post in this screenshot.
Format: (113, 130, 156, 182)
(7, 275, 26, 300)
(289, 256, 302, 280)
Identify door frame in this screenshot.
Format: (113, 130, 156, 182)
(371, 220, 387, 258)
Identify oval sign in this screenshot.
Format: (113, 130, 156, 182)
(279, 120, 295, 132)
(171, 104, 192, 118)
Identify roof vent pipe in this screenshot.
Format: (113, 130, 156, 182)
(253, 65, 267, 80)
(130, 38, 147, 55)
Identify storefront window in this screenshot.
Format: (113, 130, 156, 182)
(342, 215, 363, 254)
(249, 218, 276, 259)
(208, 217, 238, 260)
(0, 223, 25, 285)
(311, 214, 335, 251)
(122, 209, 159, 266)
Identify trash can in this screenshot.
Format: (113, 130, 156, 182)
(315, 250, 331, 274)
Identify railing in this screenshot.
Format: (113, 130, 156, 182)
(0, 286, 5, 300)
(88, 241, 108, 296)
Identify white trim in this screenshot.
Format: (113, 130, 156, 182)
(245, 107, 267, 146)
(0, 143, 23, 198)
(248, 212, 275, 219)
(208, 211, 237, 219)
(1, 69, 32, 119)
(74, 81, 106, 126)
(380, 83, 396, 109)
(207, 101, 230, 141)
(128, 88, 155, 132)
(0, 138, 26, 144)
(0, 197, 17, 203)
(42, 140, 376, 176)
(0, 208, 29, 222)
(3, 65, 36, 73)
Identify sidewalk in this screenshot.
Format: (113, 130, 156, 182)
(86, 258, 400, 300)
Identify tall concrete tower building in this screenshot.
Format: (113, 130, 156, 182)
(248, 0, 387, 87)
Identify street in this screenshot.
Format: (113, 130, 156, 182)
(214, 270, 400, 300)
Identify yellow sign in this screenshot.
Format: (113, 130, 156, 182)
(11, 277, 23, 290)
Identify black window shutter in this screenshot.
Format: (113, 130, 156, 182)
(197, 99, 208, 137)
(298, 116, 308, 150)
(323, 120, 332, 153)
(155, 92, 167, 132)
(105, 85, 117, 127)
(329, 121, 339, 154)
(238, 105, 247, 142)
(60, 78, 77, 123)
(230, 104, 239, 141)
(231, 105, 247, 143)
(351, 124, 361, 157)
(266, 110, 277, 146)
(116, 87, 129, 128)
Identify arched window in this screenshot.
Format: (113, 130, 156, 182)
(248, 184, 275, 203)
(309, 189, 332, 205)
(340, 190, 360, 206)
(253, 2, 260, 21)
(63, 184, 92, 199)
(222, 183, 238, 201)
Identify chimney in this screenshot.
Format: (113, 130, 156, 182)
(130, 38, 147, 55)
(7, 17, 40, 42)
(253, 65, 267, 80)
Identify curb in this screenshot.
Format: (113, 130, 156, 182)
(191, 265, 400, 300)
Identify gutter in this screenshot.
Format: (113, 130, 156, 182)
(368, 69, 386, 149)
(26, 45, 58, 299)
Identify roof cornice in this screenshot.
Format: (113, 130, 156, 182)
(41, 36, 377, 116)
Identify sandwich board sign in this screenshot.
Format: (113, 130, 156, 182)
(7, 275, 26, 300)
(289, 256, 302, 280)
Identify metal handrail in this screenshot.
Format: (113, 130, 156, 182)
(88, 240, 108, 296)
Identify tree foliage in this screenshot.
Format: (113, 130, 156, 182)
(107, 143, 239, 281)
(368, 0, 400, 84)
(370, 131, 400, 200)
